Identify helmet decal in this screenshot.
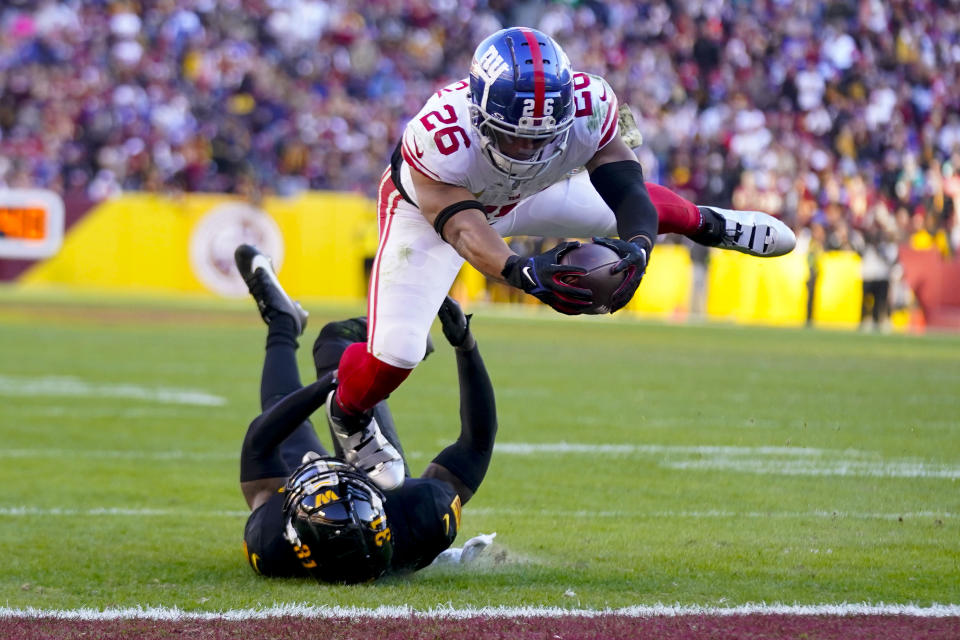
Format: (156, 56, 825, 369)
(281, 457, 393, 583)
(473, 44, 510, 112)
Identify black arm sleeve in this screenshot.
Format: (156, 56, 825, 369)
(430, 346, 497, 494)
(589, 160, 657, 250)
(240, 373, 337, 482)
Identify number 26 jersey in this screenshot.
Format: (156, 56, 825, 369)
(396, 73, 620, 209)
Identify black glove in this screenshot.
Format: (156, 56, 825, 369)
(437, 295, 475, 350)
(591, 237, 650, 312)
(501, 241, 593, 315)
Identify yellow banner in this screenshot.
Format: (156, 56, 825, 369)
(813, 251, 863, 327)
(707, 250, 809, 326)
(625, 244, 692, 317)
(19, 191, 865, 328)
(21, 192, 374, 300)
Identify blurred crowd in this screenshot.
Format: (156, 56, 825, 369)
(1, 0, 958, 270)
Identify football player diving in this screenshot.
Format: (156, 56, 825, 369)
(322, 26, 798, 492)
(235, 244, 496, 583)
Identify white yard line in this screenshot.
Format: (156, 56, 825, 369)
(495, 443, 838, 456)
(0, 603, 958, 619)
(2, 441, 957, 479)
(664, 458, 960, 478)
(0, 506, 951, 521)
(494, 442, 960, 479)
(0, 375, 226, 406)
(465, 507, 956, 520)
(0, 449, 235, 461)
(8, 406, 215, 418)
(0, 506, 248, 517)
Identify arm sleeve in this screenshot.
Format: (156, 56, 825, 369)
(589, 160, 658, 250)
(429, 346, 497, 494)
(240, 373, 337, 482)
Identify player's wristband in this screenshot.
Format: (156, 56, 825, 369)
(500, 255, 528, 291)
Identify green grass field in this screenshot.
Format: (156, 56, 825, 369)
(1, 291, 958, 612)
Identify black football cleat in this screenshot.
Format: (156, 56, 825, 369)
(234, 244, 308, 336)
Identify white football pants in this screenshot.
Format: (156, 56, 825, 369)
(368, 169, 618, 368)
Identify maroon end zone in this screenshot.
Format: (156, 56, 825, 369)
(3, 614, 959, 640)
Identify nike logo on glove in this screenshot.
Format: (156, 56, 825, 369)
(522, 265, 537, 287)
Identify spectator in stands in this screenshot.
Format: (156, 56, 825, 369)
(853, 217, 900, 331)
(1, 0, 957, 265)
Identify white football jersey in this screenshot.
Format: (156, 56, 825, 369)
(397, 73, 620, 215)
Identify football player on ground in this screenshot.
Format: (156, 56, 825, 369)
(236, 244, 496, 583)
(326, 26, 798, 492)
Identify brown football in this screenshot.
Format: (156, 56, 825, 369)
(558, 242, 627, 314)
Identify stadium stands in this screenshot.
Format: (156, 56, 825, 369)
(1, 1, 957, 323)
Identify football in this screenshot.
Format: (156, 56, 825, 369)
(558, 242, 627, 314)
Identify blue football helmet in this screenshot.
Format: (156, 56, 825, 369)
(468, 27, 574, 180)
(282, 457, 393, 584)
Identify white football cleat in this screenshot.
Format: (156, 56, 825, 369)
(325, 390, 405, 491)
(698, 206, 796, 257)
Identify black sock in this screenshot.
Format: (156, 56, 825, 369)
(690, 207, 724, 247)
(260, 315, 301, 411)
(328, 392, 371, 434)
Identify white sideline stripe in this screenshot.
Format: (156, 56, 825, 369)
(3, 442, 958, 479)
(10, 406, 212, 418)
(0, 449, 235, 461)
(497, 443, 838, 456)
(665, 459, 960, 479)
(0, 506, 952, 521)
(0, 507, 248, 518)
(495, 443, 960, 479)
(0, 444, 885, 459)
(1, 603, 958, 620)
(0, 375, 226, 406)
(466, 508, 956, 521)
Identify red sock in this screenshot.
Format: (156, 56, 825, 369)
(646, 183, 702, 235)
(334, 342, 412, 415)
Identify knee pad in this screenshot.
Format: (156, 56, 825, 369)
(371, 323, 431, 369)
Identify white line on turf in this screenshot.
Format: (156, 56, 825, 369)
(664, 458, 960, 478)
(0, 603, 958, 619)
(465, 508, 956, 521)
(8, 406, 214, 418)
(0, 507, 248, 517)
(1, 442, 956, 479)
(0, 449, 235, 461)
(494, 443, 960, 479)
(0, 375, 226, 406)
(496, 443, 836, 456)
(0, 506, 951, 521)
